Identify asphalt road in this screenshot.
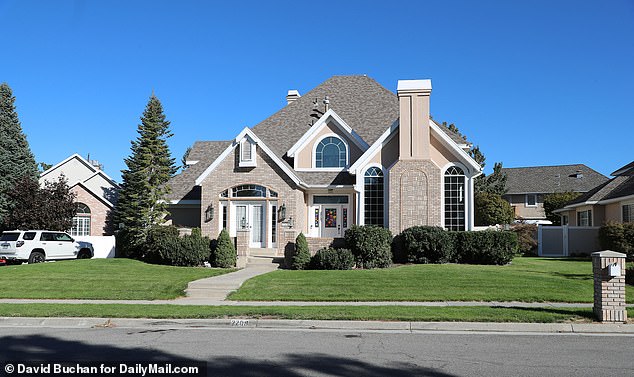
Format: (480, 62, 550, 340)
(1, 326, 633, 377)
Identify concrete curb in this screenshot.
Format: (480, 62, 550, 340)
(1, 317, 633, 334)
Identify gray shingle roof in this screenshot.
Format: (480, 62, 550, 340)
(167, 75, 469, 197)
(167, 141, 230, 201)
(501, 164, 608, 195)
(566, 175, 634, 205)
(611, 161, 634, 176)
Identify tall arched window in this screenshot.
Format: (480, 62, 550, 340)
(315, 136, 347, 168)
(444, 166, 466, 231)
(71, 203, 91, 236)
(364, 167, 384, 226)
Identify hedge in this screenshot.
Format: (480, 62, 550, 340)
(344, 225, 393, 269)
(144, 226, 210, 267)
(309, 248, 355, 270)
(395, 226, 518, 265)
(453, 230, 518, 265)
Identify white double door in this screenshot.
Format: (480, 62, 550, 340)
(234, 202, 266, 248)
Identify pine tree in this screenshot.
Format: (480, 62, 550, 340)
(0, 83, 38, 227)
(114, 94, 176, 254)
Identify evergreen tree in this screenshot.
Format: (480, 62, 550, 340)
(114, 94, 177, 253)
(0, 83, 38, 227)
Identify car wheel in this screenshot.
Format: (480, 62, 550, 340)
(78, 249, 92, 259)
(28, 251, 45, 264)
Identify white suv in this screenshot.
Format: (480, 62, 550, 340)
(0, 230, 94, 264)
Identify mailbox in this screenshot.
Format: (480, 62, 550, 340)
(608, 263, 621, 277)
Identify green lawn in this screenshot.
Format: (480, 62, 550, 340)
(0, 259, 233, 300)
(0, 303, 593, 323)
(229, 257, 634, 303)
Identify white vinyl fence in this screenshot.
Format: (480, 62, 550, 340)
(537, 225, 600, 257)
(74, 236, 116, 258)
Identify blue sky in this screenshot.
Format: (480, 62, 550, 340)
(1, 0, 632, 181)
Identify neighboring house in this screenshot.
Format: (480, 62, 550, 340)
(167, 75, 482, 255)
(39, 154, 119, 236)
(501, 165, 608, 222)
(555, 161, 634, 226)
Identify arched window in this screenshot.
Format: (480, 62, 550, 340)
(71, 203, 91, 236)
(220, 185, 277, 198)
(364, 167, 384, 226)
(444, 166, 465, 231)
(315, 136, 347, 168)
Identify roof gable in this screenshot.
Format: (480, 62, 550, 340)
(287, 109, 369, 158)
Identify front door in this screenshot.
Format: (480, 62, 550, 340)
(233, 202, 266, 248)
(321, 206, 342, 238)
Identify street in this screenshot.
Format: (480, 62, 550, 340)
(1, 325, 633, 376)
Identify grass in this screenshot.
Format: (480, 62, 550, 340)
(0, 259, 233, 300)
(229, 257, 634, 303)
(0, 303, 594, 323)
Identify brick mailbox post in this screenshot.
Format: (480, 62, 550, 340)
(591, 250, 627, 323)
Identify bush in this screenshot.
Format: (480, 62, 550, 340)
(309, 248, 355, 270)
(599, 222, 634, 259)
(144, 226, 210, 267)
(510, 223, 538, 256)
(115, 227, 144, 259)
(453, 230, 518, 265)
(290, 233, 311, 270)
(344, 225, 392, 269)
(212, 229, 236, 268)
(398, 226, 455, 264)
(475, 192, 514, 226)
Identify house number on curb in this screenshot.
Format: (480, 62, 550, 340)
(230, 319, 250, 327)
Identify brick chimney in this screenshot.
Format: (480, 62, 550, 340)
(397, 79, 432, 160)
(286, 90, 301, 104)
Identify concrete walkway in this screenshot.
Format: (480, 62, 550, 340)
(184, 256, 280, 300)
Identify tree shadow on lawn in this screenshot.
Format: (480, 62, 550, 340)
(0, 333, 458, 377)
(496, 306, 595, 321)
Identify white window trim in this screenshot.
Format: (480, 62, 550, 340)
(359, 163, 387, 227)
(622, 201, 634, 223)
(311, 133, 349, 171)
(441, 163, 468, 231)
(239, 138, 257, 167)
(525, 194, 538, 207)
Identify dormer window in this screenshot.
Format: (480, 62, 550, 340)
(315, 136, 347, 168)
(239, 138, 256, 167)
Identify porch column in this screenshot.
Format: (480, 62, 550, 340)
(592, 250, 627, 323)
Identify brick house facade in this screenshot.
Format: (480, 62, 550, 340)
(40, 154, 118, 236)
(167, 76, 482, 256)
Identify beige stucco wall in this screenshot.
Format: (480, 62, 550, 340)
(295, 122, 364, 169)
(199, 145, 305, 243)
(605, 203, 623, 223)
(430, 134, 461, 170)
(366, 132, 400, 169)
(40, 158, 93, 185)
(71, 186, 112, 236)
(504, 194, 546, 220)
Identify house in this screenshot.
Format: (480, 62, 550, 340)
(555, 161, 634, 226)
(501, 165, 608, 222)
(166, 75, 482, 256)
(39, 154, 119, 236)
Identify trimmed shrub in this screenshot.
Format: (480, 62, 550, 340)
(599, 222, 634, 259)
(115, 227, 144, 259)
(212, 229, 236, 268)
(454, 230, 518, 265)
(344, 225, 392, 269)
(398, 226, 455, 264)
(309, 248, 355, 270)
(144, 225, 180, 265)
(290, 233, 311, 270)
(191, 227, 202, 237)
(144, 226, 210, 267)
(510, 223, 538, 256)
